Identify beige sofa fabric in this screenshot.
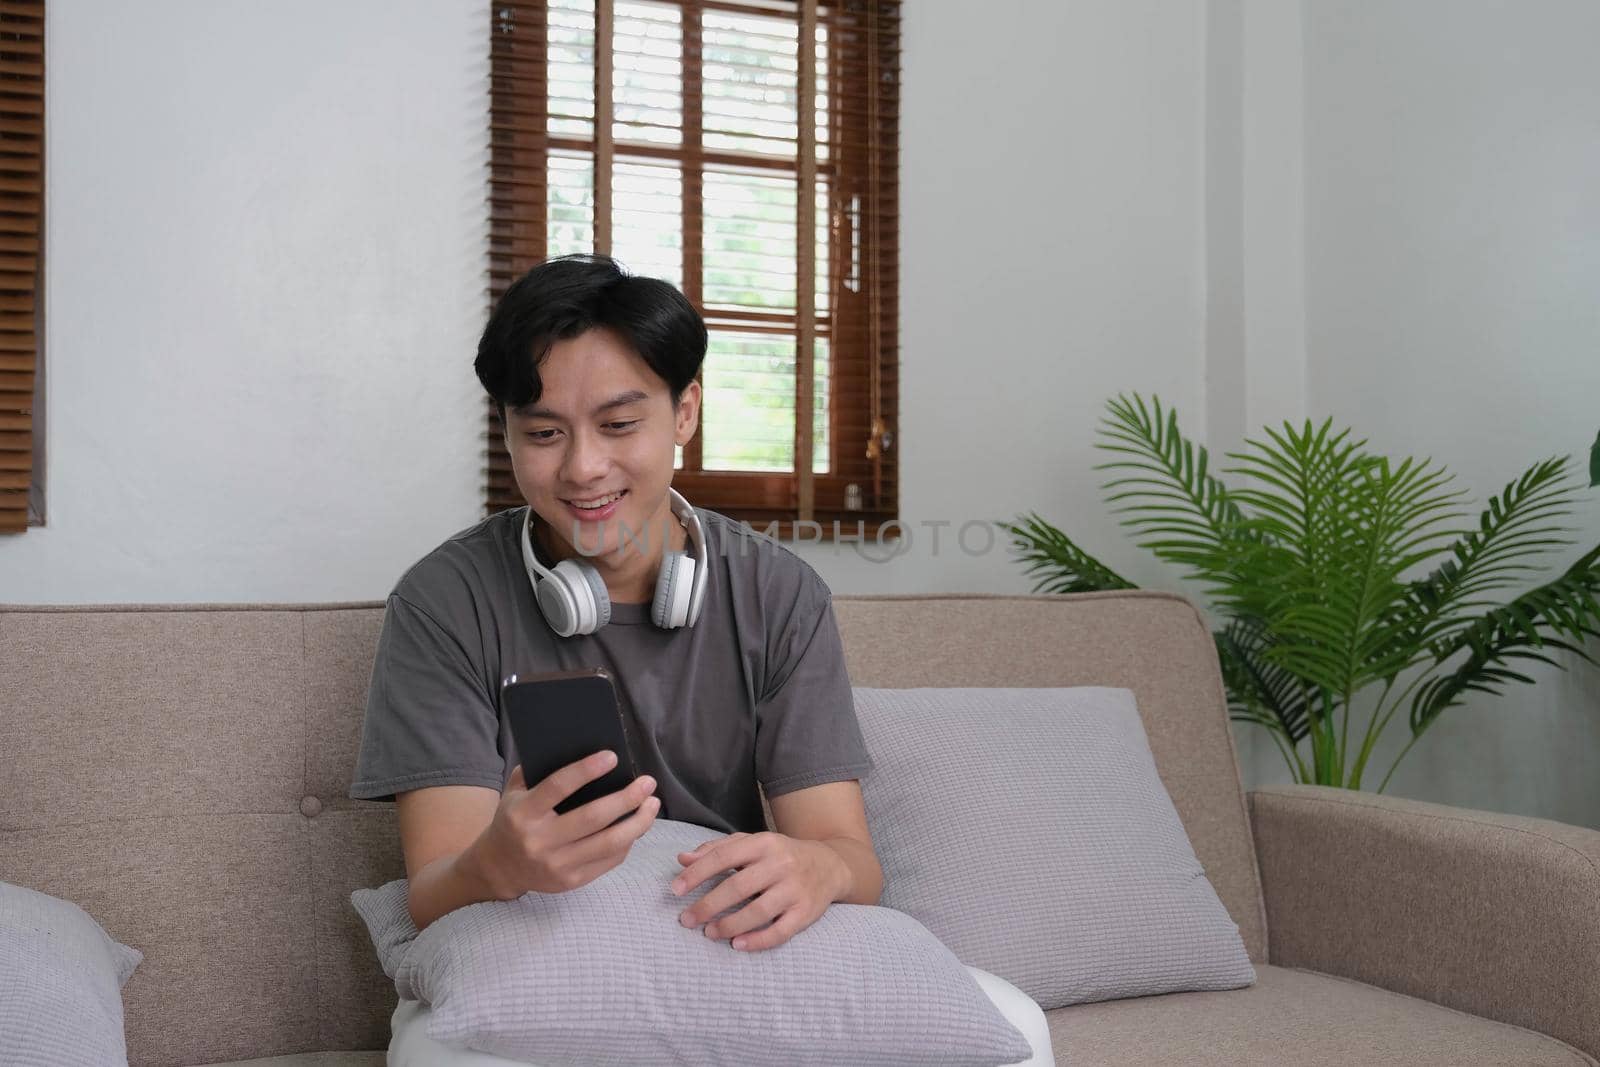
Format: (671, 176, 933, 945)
(0, 605, 402, 1066)
(1251, 784, 1600, 1063)
(1044, 964, 1597, 1066)
(3, 597, 1590, 1066)
(1, 609, 308, 828)
(303, 609, 389, 808)
(207, 1056, 384, 1067)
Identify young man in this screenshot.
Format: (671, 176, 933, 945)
(350, 253, 882, 953)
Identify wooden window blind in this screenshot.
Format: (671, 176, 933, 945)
(487, 0, 899, 535)
(0, 0, 41, 534)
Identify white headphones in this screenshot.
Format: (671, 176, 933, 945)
(519, 487, 709, 637)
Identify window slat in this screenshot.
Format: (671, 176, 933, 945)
(0, 0, 35, 533)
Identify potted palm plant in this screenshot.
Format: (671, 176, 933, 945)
(1002, 394, 1600, 790)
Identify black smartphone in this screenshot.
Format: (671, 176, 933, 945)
(501, 668, 641, 818)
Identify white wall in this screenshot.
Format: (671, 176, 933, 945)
(0, 0, 487, 603)
(1289, 0, 1600, 826)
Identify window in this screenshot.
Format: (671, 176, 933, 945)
(0, 0, 42, 534)
(487, 0, 900, 535)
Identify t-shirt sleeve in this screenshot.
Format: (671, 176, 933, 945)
(349, 592, 506, 802)
(753, 575, 875, 799)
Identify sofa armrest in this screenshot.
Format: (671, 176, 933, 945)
(1249, 784, 1600, 1062)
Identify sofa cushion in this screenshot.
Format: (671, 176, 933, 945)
(833, 593, 1267, 961)
(352, 818, 1033, 1066)
(0, 881, 144, 1067)
(1045, 964, 1596, 1066)
(198, 1057, 385, 1067)
(854, 686, 1254, 1010)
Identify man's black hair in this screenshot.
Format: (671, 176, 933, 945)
(475, 254, 707, 417)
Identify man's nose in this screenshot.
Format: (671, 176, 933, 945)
(560, 429, 610, 485)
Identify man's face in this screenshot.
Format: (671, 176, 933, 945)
(503, 326, 700, 562)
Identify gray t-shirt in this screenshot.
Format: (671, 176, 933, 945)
(349, 506, 874, 834)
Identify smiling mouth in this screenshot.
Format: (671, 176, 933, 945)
(563, 490, 627, 511)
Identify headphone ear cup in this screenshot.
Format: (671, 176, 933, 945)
(652, 551, 695, 629)
(650, 552, 681, 629)
(535, 578, 579, 638)
(674, 553, 698, 626)
(552, 558, 611, 634)
(577, 561, 612, 630)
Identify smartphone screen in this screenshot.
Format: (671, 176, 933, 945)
(501, 668, 640, 817)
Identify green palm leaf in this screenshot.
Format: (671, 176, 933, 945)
(1410, 543, 1600, 735)
(999, 513, 1136, 594)
(1215, 616, 1312, 744)
(1393, 457, 1579, 663)
(1223, 426, 1466, 698)
(1094, 394, 1257, 593)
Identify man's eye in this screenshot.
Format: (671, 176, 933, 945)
(526, 429, 559, 442)
(605, 420, 640, 432)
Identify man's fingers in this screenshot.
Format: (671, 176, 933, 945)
(505, 764, 527, 793)
(682, 864, 774, 931)
(673, 835, 761, 896)
(523, 749, 620, 813)
(556, 794, 660, 873)
(706, 888, 787, 941)
(730, 908, 801, 952)
(677, 832, 747, 863)
(556, 773, 657, 841)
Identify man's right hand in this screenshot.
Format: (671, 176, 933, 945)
(466, 750, 659, 900)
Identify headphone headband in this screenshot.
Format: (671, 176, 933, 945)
(668, 487, 711, 626)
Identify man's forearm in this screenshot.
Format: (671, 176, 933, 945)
(407, 841, 505, 932)
(819, 836, 883, 905)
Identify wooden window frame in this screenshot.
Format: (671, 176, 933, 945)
(0, 0, 42, 534)
(486, 0, 899, 537)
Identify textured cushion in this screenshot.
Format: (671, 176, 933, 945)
(1044, 964, 1597, 1066)
(854, 687, 1255, 1010)
(832, 594, 1267, 963)
(198, 1057, 386, 1067)
(0, 881, 144, 1067)
(351, 819, 1033, 1067)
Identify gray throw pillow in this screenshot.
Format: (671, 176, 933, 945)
(853, 686, 1255, 1010)
(352, 818, 1032, 1067)
(0, 881, 143, 1067)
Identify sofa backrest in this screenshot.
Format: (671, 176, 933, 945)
(0, 592, 1265, 1067)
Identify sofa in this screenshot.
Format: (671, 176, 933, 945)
(2, 591, 1597, 1066)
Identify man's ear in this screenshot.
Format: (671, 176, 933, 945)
(674, 380, 702, 446)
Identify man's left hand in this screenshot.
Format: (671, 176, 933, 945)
(671, 831, 848, 952)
